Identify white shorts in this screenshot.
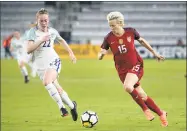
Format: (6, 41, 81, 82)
(17, 54, 32, 65)
(36, 58, 62, 81)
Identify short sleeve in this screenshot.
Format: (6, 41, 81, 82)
(133, 28, 140, 40)
(101, 37, 110, 50)
(52, 28, 63, 42)
(26, 28, 36, 41)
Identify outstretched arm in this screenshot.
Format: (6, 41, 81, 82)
(57, 38, 76, 64)
(98, 48, 107, 60)
(137, 37, 165, 61)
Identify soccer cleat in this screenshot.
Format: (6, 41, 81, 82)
(159, 111, 168, 127)
(24, 76, 29, 83)
(144, 109, 155, 121)
(70, 101, 78, 121)
(60, 107, 68, 117)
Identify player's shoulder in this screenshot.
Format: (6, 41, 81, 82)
(124, 27, 136, 32)
(104, 31, 113, 40)
(49, 27, 58, 33)
(27, 27, 37, 34)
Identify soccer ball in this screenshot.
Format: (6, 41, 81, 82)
(81, 110, 98, 128)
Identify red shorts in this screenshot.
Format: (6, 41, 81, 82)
(117, 64, 144, 88)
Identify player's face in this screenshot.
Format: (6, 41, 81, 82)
(37, 14, 49, 30)
(14, 32, 20, 39)
(108, 19, 122, 34)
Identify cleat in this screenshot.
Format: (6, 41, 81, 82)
(70, 101, 78, 121)
(160, 111, 168, 127)
(60, 107, 68, 117)
(24, 76, 29, 83)
(144, 109, 155, 121)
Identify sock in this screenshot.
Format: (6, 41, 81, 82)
(28, 62, 36, 77)
(144, 96, 163, 116)
(130, 89, 148, 111)
(21, 66, 28, 76)
(60, 91, 74, 109)
(45, 83, 66, 109)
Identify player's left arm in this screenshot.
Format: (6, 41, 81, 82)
(137, 37, 165, 61)
(55, 32, 76, 63)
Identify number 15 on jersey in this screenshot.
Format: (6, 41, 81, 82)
(118, 45, 127, 54)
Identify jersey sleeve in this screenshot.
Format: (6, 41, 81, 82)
(133, 28, 140, 40)
(26, 28, 36, 41)
(101, 37, 110, 50)
(52, 28, 63, 42)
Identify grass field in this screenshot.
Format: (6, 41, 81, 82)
(1, 59, 186, 131)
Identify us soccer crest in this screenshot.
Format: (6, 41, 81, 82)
(119, 39, 123, 44)
(127, 36, 131, 42)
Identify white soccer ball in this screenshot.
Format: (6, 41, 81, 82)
(80, 110, 98, 128)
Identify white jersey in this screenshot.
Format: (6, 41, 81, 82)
(11, 37, 29, 59)
(27, 27, 61, 70)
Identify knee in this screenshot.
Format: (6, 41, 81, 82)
(43, 80, 51, 86)
(138, 91, 147, 101)
(19, 62, 24, 68)
(123, 83, 134, 93)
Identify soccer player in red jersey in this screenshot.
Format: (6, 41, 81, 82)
(98, 11, 168, 127)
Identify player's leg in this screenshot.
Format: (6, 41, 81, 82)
(53, 79, 78, 121)
(47, 58, 78, 121)
(7, 47, 13, 59)
(28, 61, 37, 78)
(41, 68, 68, 117)
(123, 73, 154, 121)
(18, 60, 29, 83)
(136, 86, 168, 127)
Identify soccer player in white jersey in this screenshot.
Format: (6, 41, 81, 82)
(10, 31, 36, 83)
(26, 8, 78, 121)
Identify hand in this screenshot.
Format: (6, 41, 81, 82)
(69, 53, 77, 64)
(40, 34, 50, 42)
(153, 53, 165, 62)
(98, 53, 104, 60)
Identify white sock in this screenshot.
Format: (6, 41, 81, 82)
(45, 83, 66, 109)
(60, 91, 74, 109)
(21, 66, 28, 76)
(28, 62, 36, 77)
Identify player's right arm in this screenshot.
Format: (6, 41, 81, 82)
(98, 36, 110, 60)
(26, 28, 50, 54)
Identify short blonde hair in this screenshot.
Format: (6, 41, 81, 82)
(106, 11, 125, 26)
(36, 8, 48, 19)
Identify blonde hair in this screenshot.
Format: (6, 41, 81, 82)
(35, 8, 49, 26)
(106, 11, 125, 26)
(36, 8, 48, 19)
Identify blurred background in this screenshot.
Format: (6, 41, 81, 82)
(1, 1, 186, 59)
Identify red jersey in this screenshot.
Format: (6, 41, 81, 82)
(3, 35, 13, 48)
(101, 27, 143, 74)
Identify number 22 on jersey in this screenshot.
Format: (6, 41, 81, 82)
(43, 40, 51, 47)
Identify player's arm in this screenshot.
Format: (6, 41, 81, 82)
(98, 37, 109, 60)
(27, 35, 50, 54)
(98, 48, 107, 60)
(56, 37, 76, 63)
(137, 37, 165, 61)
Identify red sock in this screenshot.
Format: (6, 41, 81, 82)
(130, 89, 148, 111)
(145, 96, 163, 116)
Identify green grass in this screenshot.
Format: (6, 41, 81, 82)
(1, 59, 186, 131)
